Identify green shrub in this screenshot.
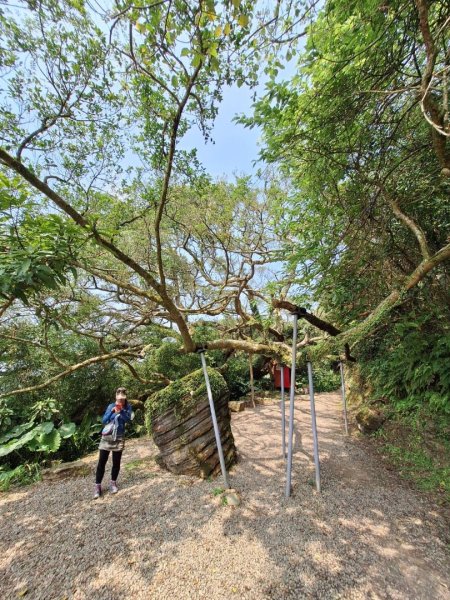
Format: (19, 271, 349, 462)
(0, 397, 76, 460)
(310, 364, 341, 393)
(57, 412, 103, 461)
(295, 361, 340, 393)
(143, 342, 201, 381)
(222, 354, 252, 399)
(358, 309, 450, 420)
(0, 463, 41, 492)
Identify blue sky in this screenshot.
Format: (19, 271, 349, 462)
(182, 83, 263, 179)
(181, 56, 299, 179)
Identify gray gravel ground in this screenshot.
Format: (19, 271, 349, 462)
(1, 392, 449, 600)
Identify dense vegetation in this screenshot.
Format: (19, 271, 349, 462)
(0, 0, 448, 496)
(245, 0, 449, 498)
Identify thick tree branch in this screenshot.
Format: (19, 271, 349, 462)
(320, 241, 450, 354)
(380, 187, 431, 260)
(272, 300, 342, 336)
(0, 148, 195, 352)
(0, 348, 142, 399)
(198, 338, 288, 360)
(415, 0, 449, 168)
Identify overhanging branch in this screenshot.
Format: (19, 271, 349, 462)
(0, 348, 142, 399)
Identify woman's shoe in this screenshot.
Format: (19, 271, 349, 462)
(110, 480, 119, 494)
(93, 484, 102, 499)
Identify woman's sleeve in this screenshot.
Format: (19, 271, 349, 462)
(121, 404, 133, 423)
(102, 404, 114, 424)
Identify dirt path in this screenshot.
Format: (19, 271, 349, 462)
(1, 392, 449, 600)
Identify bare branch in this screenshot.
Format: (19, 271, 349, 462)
(272, 300, 342, 336)
(379, 186, 431, 260)
(0, 148, 195, 351)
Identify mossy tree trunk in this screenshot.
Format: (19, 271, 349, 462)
(145, 368, 237, 478)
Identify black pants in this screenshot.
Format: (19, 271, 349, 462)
(95, 449, 123, 484)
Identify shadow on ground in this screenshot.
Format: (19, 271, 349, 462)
(1, 393, 449, 599)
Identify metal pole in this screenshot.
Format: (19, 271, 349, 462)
(339, 361, 349, 435)
(280, 365, 286, 460)
(285, 314, 298, 498)
(249, 353, 255, 408)
(307, 362, 321, 493)
(200, 352, 230, 488)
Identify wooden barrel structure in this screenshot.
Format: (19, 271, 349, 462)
(146, 367, 237, 478)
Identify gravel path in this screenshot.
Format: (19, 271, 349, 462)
(1, 392, 449, 600)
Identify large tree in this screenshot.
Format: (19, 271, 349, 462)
(0, 0, 324, 400)
(245, 0, 450, 353)
(2, 0, 448, 404)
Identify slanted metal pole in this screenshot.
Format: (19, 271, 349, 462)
(200, 351, 230, 488)
(285, 314, 298, 498)
(307, 362, 321, 493)
(339, 361, 349, 435)
(280, 365, 286, 460)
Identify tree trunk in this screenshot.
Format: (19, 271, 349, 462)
(146, 368, 237, 478)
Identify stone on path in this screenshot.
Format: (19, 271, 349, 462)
(228, 401, 245, 412)
(223, 489, 241, 506)
(41, 460, 91, 481)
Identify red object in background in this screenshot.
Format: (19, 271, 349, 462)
(274, 365, 291, 390)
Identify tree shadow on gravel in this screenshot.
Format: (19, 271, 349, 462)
(0, 452, 223, 599)
(223, 394, 450, 599)
(1, 394, 449, 600)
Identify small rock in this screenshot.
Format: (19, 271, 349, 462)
(255, 397, 274, 406)
(41, 460, 91, 481)
(223, 489, 241, 506)
(355, 408, 386, 433)
(228, 401, 245, 412)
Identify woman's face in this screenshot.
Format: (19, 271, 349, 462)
(115, 393, 126, 408)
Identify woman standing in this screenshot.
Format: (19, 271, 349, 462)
(94, 387, 132, 499)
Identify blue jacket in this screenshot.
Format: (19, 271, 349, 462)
(102, 403, 132, 437)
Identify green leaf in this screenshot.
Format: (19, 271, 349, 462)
(35, 429, 61, 453)
(58, 422, 76, 439)
(191, 53, 202, 68)
(207, 43, 218, 57)
(36, 421, 55, 435)
(0, 421, 34, 444)
(0, 427, 40, 458)
(17, 259, 32, 276)
(237, 14, 249, 27)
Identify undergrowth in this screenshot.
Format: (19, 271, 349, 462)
(375, 421, 450, 503)
(0, 462, 41, 492)
(350, 305, 450, 503)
